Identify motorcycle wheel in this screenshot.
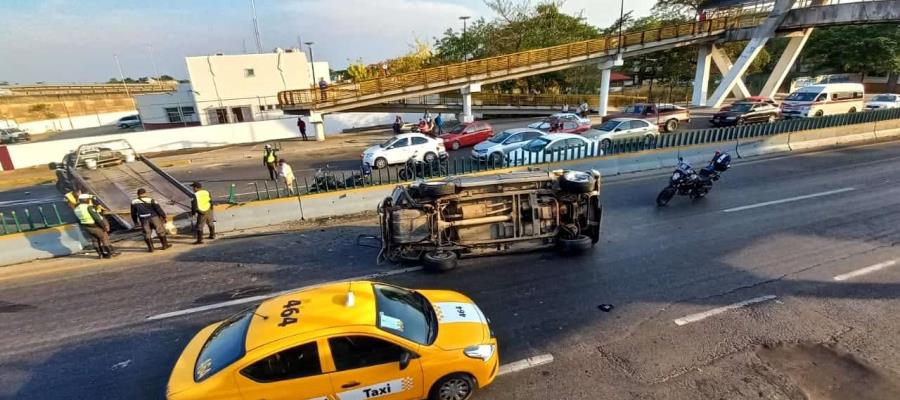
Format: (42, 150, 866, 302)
(656, 187, 676, 207)
(398, 168, 410, 181)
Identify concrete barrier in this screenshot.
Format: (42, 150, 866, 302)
(736, 133, 790, 158)
(788, 122, 875, 151)
(0, 224, 86, 267)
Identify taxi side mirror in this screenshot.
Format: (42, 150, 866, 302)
(399, 351, 412, 371)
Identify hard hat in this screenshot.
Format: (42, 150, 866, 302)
(78, 194, 92, 200)
(264, 144, 271, 148)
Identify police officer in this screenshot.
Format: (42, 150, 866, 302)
(263, 144, 278, 181)
(73, 194, 119, 259)
(190, 182, 216, 244)
(130, 188, 171, 252)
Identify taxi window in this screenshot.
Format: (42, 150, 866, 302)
(329, 336, 405, 371)
(241, 342, 321, 383)
(195, 310, 254, 382)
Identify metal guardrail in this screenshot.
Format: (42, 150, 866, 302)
(226, 108, 900, 202)
(278, 12, 770, 109)
(0, 201, 72, 236)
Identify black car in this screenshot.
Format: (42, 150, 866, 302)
(710, 101, 780, 127)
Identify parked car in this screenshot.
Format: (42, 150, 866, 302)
(719, 96, 777, 111)
(471, 128, 546, 165)
(710, 101, 780, 127)
(584, 118, 659, 148)
(362, 133, 447, 169)
(506, 133, 600, 166)
(439, 121, 493, 150)
(117, 114, 141, 129)
(865, 93, 900, 110)
(781, 83, 864, 118)
(379, 169, 602, 271)
(528, 113, 590, 130)
(604, 103, 690, 133)
(0, 127, 31, 144)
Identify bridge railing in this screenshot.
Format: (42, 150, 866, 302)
(381, 93, 648, 109)
(278, 12, 770, 110)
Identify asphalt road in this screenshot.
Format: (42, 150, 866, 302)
(3, 139, 900, 399)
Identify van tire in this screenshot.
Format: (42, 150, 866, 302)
(559, 171, 595, 193)
(558, 235, 593, 254)
(423, 250, 458, 272)
(421, 181, 456, 197)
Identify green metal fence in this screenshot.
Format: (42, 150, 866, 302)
(222, 107, 900, 202)
(0, 201, 72, 236)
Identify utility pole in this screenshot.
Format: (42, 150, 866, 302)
(459, 16, 471, 62)
(249, 0, 263, 53)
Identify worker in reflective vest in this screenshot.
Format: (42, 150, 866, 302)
(263, 144, 278, 181)
(73, 194, 119, 259)
(190, 181, 216, 244)
(64, 188, 81, 208)
(130, 188, 171, 252)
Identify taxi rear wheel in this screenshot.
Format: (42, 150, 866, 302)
(430, 373, 475, 400)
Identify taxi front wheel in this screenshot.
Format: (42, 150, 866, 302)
(429, 373, 475, 400)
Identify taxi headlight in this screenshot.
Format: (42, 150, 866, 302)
(464, 344, 495, 362)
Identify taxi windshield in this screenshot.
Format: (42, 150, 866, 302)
(194, 308, 255, 382)
(373, 284, 436, 345)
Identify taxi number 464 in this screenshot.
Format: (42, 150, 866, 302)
(278, 300, 301, 327)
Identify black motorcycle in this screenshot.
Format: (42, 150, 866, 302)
(656, 152, 731, 206)
(398, 152, 449, 180)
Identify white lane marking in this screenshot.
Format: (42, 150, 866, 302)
(673, 295, 777, 326)
(146, 266, 423, 321)
(722, 187, 855, 213)
(833, 260, 897, 281)
(498, 354, 554, 376)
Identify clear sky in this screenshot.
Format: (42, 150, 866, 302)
(0, 0, 655, 84)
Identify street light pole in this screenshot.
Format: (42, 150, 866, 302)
(459, 16, 471, 62)
(618, 0, 625, 55)
(304, 41, 316, 88)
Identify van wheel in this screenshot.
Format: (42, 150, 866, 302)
(374, 157, 388, 169)
(665, 119, 678, 132)
(423, 251, 458, 272)
(558, 235, 593, 254)
(429, 373, 475, 400)
(559, 170, 595, 193)
(421, 181, 456, 197)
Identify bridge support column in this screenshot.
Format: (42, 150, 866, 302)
(707, 0, 796, 108)
(710, 45, 752, 99)
(309, 112, 326, 141)
(460, 83, 481, 123)
(759, 28, 813, 99)
(597, 56, 623, 117)
(691, 44, 712, 107)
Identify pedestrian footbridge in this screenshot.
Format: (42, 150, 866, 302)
(279, 0, 900, 140)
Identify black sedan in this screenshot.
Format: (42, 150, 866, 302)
(710, 101, 780, 127)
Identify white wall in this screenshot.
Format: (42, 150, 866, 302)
(1, 110, 137, 134)
(134, 83, 199, 125)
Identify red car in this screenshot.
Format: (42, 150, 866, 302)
(439, 121, 494, 150)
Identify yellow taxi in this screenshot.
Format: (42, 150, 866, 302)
(167, 281, 499, 400)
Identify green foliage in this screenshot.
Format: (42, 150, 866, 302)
(802, 25, 900, 78)
(346, 58, 375, 82)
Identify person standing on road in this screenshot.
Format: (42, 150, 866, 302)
(297, 118, 308, 141)
(74, 194, 119, 259)
(190, 182, 216, 244)
(319, 77, 328, 100)
(130, 188, 170, 252)
(435, 113, 444, 135)
(263, 144, 278, 180)
(277, 159, 296, 195)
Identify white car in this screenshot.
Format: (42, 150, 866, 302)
(471, 128, 546, 164)
(506, 133, 600, 166)
(117, 115, 141, 129)
(584, 118, 659, 148)
(865, 93, 900, 110)
(527, 113, 591, 130)
(362, 132, 446, 169)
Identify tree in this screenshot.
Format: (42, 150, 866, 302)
(346, 58, 375, 82)
(653, 0, 708, 19)
(158, 74, 176, 81)
(802, 25, 900, 79)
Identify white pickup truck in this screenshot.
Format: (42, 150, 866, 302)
(0, 127, 31, 144)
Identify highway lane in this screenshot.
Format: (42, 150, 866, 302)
(2, 140, 900, 399)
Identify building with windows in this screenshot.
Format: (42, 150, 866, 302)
(135, 48, 329, 130)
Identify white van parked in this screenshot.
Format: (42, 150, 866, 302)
(780, 83, 865, 118)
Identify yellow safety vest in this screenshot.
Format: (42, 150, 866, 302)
(265, 150, 276, 163)
(195, 190, 212, 212)
(73, 204, 96, 225)
(64, 191, 78, 208)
